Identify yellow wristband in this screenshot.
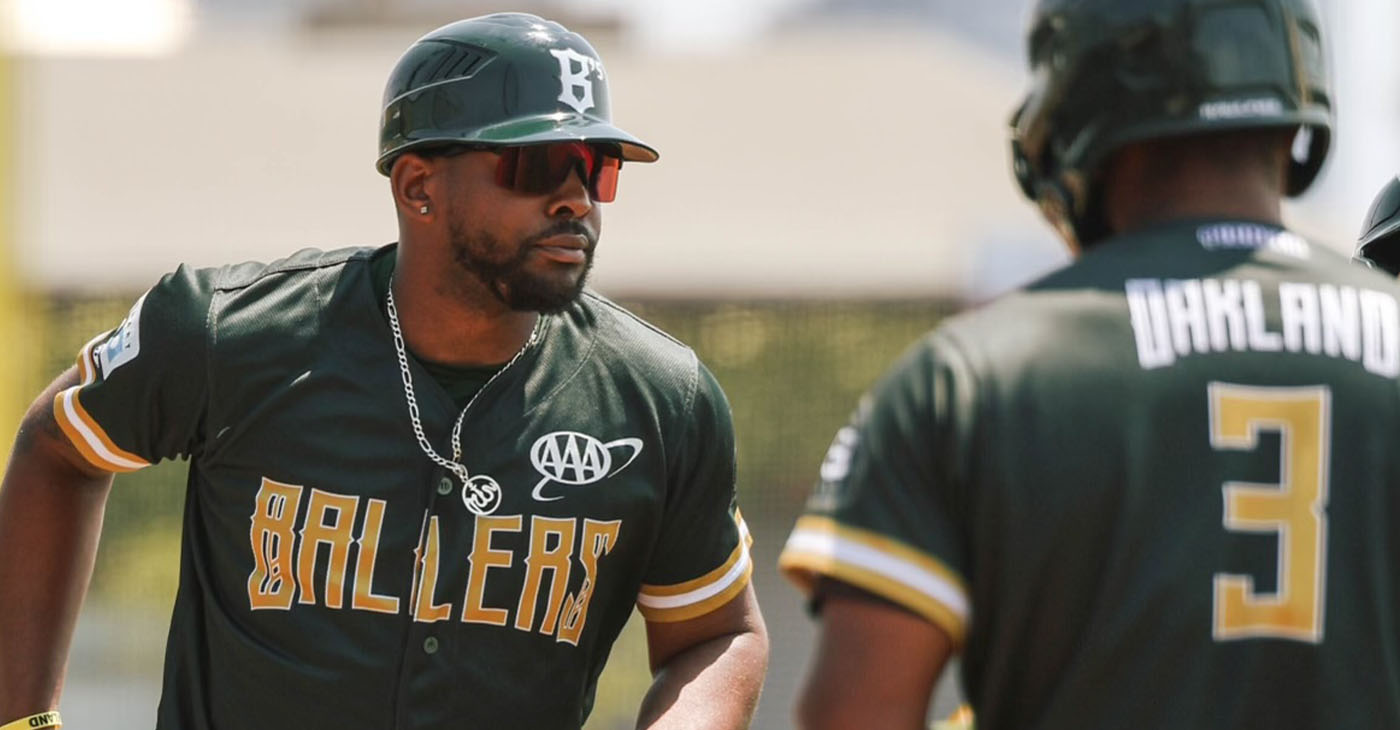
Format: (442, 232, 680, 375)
(0, 711, 61, 730)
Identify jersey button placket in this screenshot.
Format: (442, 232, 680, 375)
(436, 475, 454, 496)
(423, 636, 439, 655)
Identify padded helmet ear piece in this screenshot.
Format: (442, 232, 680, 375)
(1032, 178, 1083, 250)
(1011, 139, 1038, 201)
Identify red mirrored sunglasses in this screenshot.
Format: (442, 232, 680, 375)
(419, 142, 622, 203)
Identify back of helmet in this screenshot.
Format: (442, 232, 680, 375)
(1011, 0, 1333, 247)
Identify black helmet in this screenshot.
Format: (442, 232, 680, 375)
(1355, 176, 1400, 276)
(376, 13, 658, 176)
(1010, 0, 1333, 246)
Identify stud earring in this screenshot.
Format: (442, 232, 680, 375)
(419, 204, 430, 215)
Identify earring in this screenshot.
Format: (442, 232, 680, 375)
(419, 204, 430, 215)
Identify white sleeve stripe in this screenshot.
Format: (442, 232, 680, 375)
(783, 527, 970, 620)
(735, 515, 751, 551)
(637, 518, 752, 610)
(636, 544, 751, 610)
(57, 387, 149, 470)
(76, 333, 106, 385)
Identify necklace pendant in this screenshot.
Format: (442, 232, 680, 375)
(461, 473, 503, 516)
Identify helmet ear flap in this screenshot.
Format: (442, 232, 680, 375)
(1032, 177, 1083, 251)
(1033, 172, 1114, 252)
(1010, 140, 1038, 202)
(1010, 118, 1108, 251)
(1286, 125, 1330, 196)
(1009, 99, 1040, 201)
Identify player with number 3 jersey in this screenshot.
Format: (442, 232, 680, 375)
(781, 1, 1400, 728)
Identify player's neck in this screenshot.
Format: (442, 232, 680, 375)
(1102, 141, 1286, 236)
(390, 253, 540, 368)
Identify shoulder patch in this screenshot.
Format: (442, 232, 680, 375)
(97, 291, 147, 378)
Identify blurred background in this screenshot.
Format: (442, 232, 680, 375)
(0, 0, 1396, 728)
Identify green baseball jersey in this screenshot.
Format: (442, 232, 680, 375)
(54, 245, 751, 730)
(780, 220, 1400, 728)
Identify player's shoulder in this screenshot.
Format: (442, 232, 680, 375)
(573, 291, 697, 365)
(142, 246, 377, 356)
(211, 246, 373, 293)
(935, 219, 1400, 371)
(1034, 220, 1376, 288)
(1046, 220, 1400, 302)
(148, 246, 372, 303)
(561, 291, 704, 398)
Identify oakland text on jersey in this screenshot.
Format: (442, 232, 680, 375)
(1125, 277, 1400, 376)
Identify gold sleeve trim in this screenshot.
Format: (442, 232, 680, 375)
(638, 559, 752, 623)
(52, 388, 149, 473)
(636, 513, 753, 622)
(779, 515, 968, 647)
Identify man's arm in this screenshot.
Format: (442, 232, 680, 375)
(636, 583, 768, 730)
(0, 368, 115, 721)
(795, 590, 954, 730)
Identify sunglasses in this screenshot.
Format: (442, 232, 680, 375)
(419, 142, 622, 203)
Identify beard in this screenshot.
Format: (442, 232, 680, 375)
(448, 219, 597, 314)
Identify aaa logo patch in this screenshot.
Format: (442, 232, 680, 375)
(530, 431, 643, 502)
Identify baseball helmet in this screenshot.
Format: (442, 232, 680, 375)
(376, 13, 658, 176)
(1355, 176, 1400, 276)
(1010, 0, 1333, 246)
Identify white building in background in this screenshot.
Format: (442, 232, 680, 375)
(1312, 0, 1400, 240)
(5, 0, 1395, 299)
(3, 0, 194, 55)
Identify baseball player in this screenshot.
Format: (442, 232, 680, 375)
(0, 14, 766, 730)
(779, 0, 1400, 728)
(1355, 176, 1400, 275)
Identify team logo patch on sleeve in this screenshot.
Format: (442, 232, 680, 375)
(97, 292, 148, 378)
(819, 425, 859, 483)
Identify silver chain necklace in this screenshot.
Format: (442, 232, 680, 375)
(385, 277, 540, 512)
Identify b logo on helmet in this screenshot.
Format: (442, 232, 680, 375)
(550, 48, 601, 114)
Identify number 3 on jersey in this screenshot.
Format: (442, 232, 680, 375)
(1208, 383, 1330, 644)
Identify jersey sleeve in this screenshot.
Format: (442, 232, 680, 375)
(778, 333, 974, 647)
(636, 361, 753, 623)
(52, 264, 214, 472)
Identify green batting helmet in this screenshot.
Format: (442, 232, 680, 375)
(1355, 176, 1400, 276)
(376, 13, 658, 176)
(1010, 0, 1333, 246)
